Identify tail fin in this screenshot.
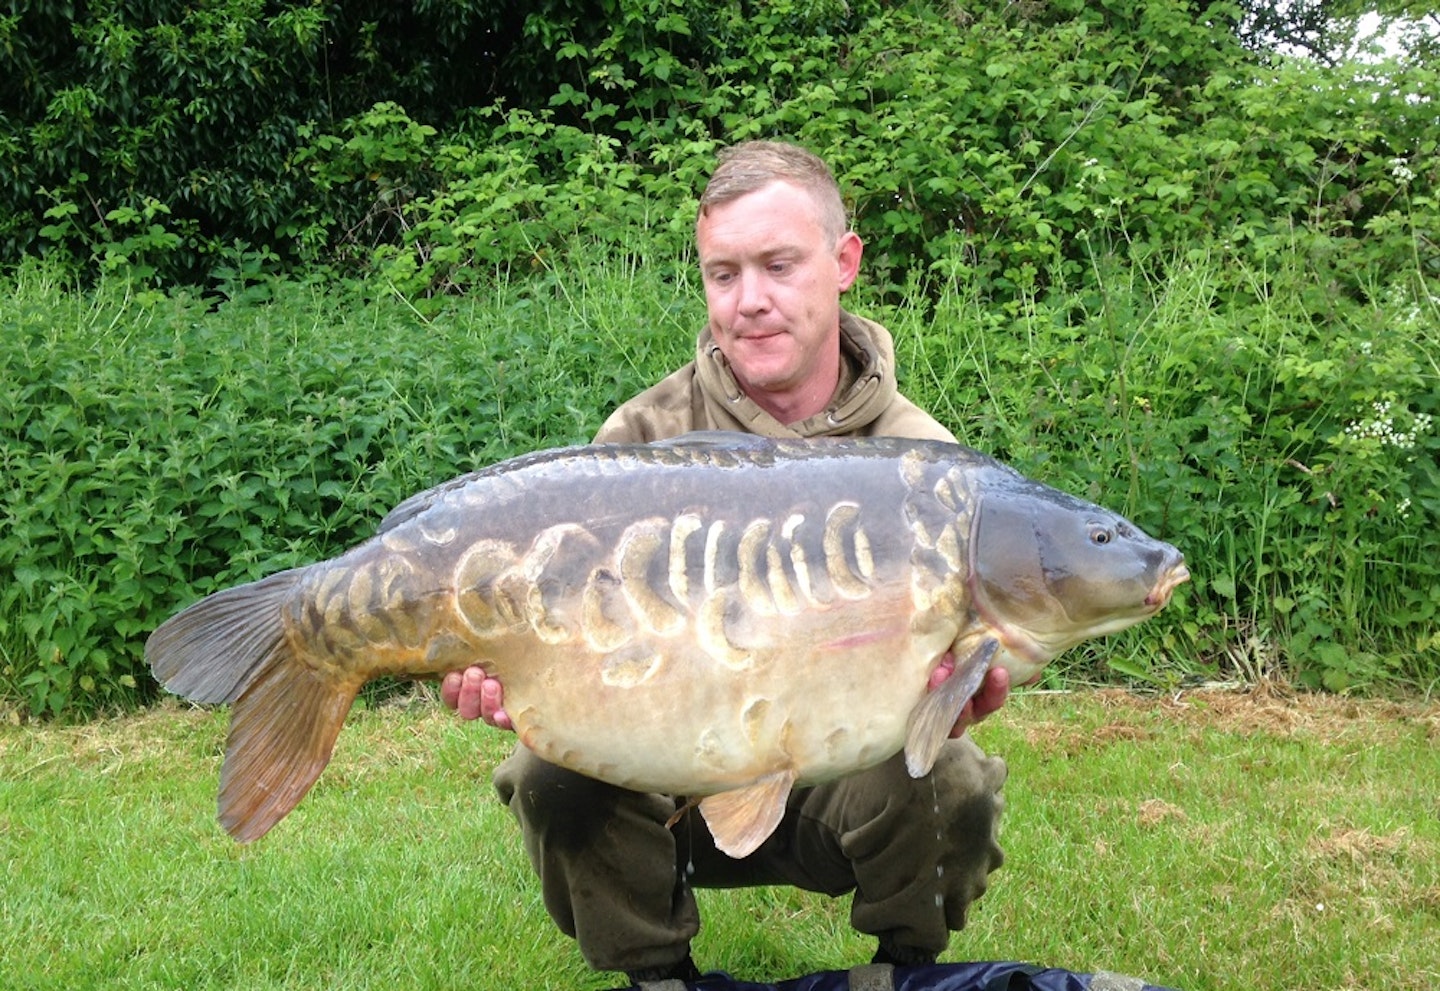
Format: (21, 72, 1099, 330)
(147, 568, 361, 842)
(218, 657, 361, 842)
(148, 568, 307, 703)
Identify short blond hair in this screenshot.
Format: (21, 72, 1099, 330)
(698, 140, 849, 245)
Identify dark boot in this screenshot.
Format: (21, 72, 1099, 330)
(627, 953, 702, 988)
(872, 939, 938, 968)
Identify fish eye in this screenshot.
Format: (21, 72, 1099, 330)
(1089, 525, 1115, 546)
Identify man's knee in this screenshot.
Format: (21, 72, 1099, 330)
(495, 747, 618, 850)
(493, 746, 677, 854)
(837, 739, 1009, 952)
(931, 739, 1007, 925)
(931, 736, 1008, 834)
(846, 737, 1007, 826)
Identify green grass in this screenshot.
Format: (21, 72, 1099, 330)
(4, 688, 1437, 990)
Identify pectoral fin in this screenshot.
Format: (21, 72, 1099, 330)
(697, 769, 798, 858)
(904, 638, 999, 778)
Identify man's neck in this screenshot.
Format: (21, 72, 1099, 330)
(750, 355, 843, 426)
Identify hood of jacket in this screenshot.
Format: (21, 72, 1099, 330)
(692, 310, 902, 439)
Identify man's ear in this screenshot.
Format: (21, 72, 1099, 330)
(836, 230, 863, 292)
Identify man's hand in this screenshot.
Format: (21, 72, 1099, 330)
(440, 666, 513, 731)
(926, 654, 1014, 739)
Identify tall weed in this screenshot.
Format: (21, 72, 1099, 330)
(4, 237, 1437, 716)
(886, 238, 1439, 691)
(1, 256, 697, 716)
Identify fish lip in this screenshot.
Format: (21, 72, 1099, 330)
(1145, 562, 1191, 608)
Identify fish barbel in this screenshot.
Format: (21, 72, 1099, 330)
(148, 433, 1189, 856)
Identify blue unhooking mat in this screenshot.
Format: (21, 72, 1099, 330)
(622, 960, 1179, 991)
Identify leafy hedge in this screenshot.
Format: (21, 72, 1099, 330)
(4, 0, 1439, 715)
(4, 240, 1437, 717)
(6, 0, 1437, 307)
(893, 246, 1440, 695)
(0, 259, 699, 716)
(1, 0, 573, 281)
(279, 0, 1439, 310)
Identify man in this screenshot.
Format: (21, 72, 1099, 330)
(443, 140, 1012, 985)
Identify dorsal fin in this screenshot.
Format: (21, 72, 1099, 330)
(652, 430, 775, 451)
(376, 443, 598, 533)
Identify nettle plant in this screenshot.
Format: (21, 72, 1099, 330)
(1288, 290, 1440, 690)
(1221, 275, 1439, 691)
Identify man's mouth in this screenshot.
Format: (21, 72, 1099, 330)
(734, 326, 785, 342)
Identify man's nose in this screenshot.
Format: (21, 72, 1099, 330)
(737, 268, 770, 314)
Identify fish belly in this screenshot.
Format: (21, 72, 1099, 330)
(499, 583, 957, 796)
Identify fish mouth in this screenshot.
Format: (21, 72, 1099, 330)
(1145, 562, 1191, 608)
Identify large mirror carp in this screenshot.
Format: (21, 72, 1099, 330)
(149, 433, 1189, 857)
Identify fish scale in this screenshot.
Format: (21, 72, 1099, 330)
(148, 432, 1188, 856)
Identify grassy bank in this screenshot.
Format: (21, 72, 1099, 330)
(3, 688, 1437, 989)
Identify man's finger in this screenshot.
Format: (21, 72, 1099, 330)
(972, 667, 1012, 720)
(456, 666, 487, 721)
(440, 670, 463, 711)
(480, 677, 514, 731)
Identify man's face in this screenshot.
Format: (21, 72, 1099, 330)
(696, 180, 862, 413)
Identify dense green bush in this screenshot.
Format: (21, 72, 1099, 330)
(4, 239, 1437, 716)
(4, 0, 1438, 715)
(7, 0, 1436, 308)
(279, 0, 1437, 312)
(6, 0, 324, 279)
(885, 242, 1440, 692)
(0, 0, 591, 282)
(0, 259, 696, 716)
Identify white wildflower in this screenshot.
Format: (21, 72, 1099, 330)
(1342, 399, 1432, 450)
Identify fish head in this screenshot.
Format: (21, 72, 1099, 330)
(968, 478, 1189, 669)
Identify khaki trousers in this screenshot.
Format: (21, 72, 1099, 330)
(492, 738, 1007, 976)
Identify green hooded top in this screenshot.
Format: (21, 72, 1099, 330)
(594, 311, 953, 445)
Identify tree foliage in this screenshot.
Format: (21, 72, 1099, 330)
(3, 0, 1434, 300)
(1, 0, 561, 280)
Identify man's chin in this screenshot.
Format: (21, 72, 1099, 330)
(732, 364, 799, 397)
(729, 338, 797, 376)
